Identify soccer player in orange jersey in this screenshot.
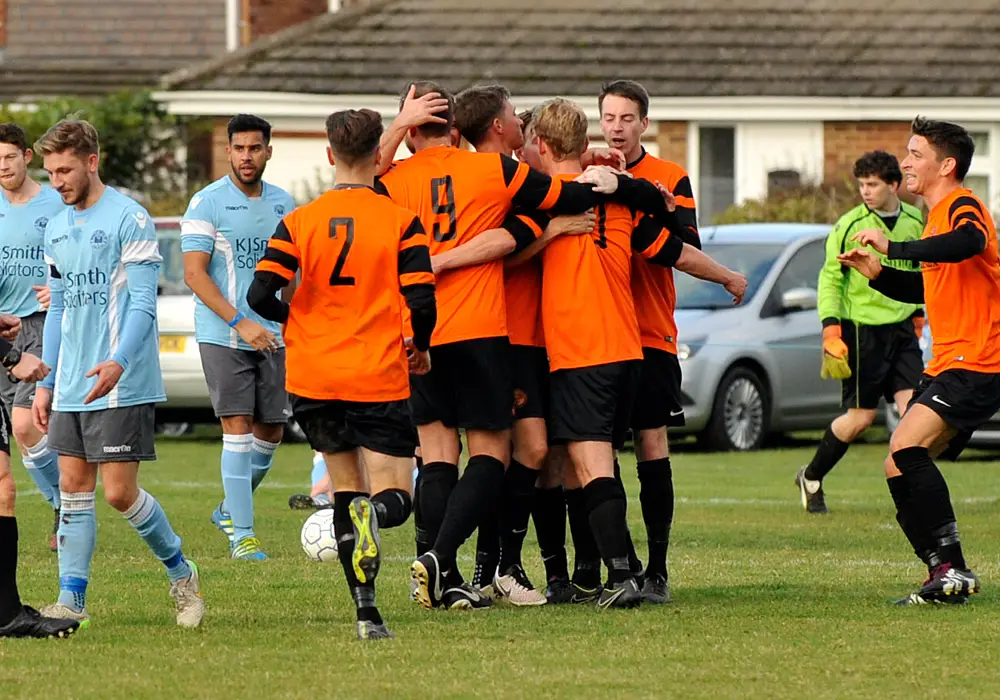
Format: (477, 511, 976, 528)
(598, 79, 701, 603)
(509, 98, 746, 607)
(840, 117, 1000, 605)
(379, 81, 662, 611)
(453, 86, 598, 605)
(247, 109, 436, 639)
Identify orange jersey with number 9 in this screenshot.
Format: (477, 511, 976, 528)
(378, 145, 558, 345)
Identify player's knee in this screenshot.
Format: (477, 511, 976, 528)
(839, 410, 875, 441)
(635, 429, 668, 462)
(11, 409, 39, 450)
(220, 415, 254, 434)
(884, 453, 902, 478)
(255, 422, 284, 443)
(516, 441, 548, 470)
(103, 482, 139, 512)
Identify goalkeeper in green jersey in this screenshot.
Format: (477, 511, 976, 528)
(795, 150, 926, 513)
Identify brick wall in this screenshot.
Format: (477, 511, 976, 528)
(656, 121, 688, 168)
(823, 121, 911, 185)
(211, 119, 231, 181)
(249, 0, 327, 41)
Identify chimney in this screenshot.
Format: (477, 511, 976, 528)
(248, 0, 332, 42)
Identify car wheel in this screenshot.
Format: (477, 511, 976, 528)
(285, 419, 307, 443)
(704, 366, 769, 451)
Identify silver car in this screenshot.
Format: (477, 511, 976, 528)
(670, 223, 844, 450)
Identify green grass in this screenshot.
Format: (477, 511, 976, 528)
(3, 434, 1000, 699)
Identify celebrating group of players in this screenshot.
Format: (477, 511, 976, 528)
(0, 75, 998, 642)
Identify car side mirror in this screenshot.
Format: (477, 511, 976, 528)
(780, 286, 817, 312)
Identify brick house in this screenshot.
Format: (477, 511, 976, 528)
(0, 0, 335, 100)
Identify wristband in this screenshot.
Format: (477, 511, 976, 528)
(228, 311, 245, 328)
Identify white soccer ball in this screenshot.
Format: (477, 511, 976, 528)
(300, 508, 339, 562)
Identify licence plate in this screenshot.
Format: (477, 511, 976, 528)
(159, 335, 186, 353)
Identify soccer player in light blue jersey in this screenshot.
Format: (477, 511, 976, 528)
(29, 120, 204, 628)
(181, 114, 296, 560)
(0, 123, 66, 551)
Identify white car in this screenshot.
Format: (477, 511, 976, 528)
(154, 217, 304, 440)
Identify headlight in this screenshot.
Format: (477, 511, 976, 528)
(677, 340, 706, 361)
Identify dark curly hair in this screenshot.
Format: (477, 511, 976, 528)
(853, 150, 902, 185)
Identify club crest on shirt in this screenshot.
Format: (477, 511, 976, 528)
(34, 216, 49, 231)
(274, 204, 286, 217)
(90, 229, 109, 249)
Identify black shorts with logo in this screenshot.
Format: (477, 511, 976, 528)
(909, 369, 1000, 460)
(291, 394, 417, 458)
(631, 347, 685, 431)
(549, 360, 642, 450)
(512, 344, 549, 421)
(409, 336, 513, 431)
(842, 319, 923, 410)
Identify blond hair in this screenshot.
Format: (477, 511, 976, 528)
(34, 119, 100, 159)
(531, 98, 588, 160)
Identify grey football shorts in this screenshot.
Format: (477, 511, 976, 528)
(48, 403, 157, 463)
(0, 312, 46, 411)
(198, 343, 290, 424)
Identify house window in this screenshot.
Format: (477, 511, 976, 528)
(964, 128, 997, 210)
(698, 126, 735, 222)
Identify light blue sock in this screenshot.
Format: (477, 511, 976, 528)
(22, 456, 54, 506)
(221, 433, 255, 543)
(310, 452, 327, 489)
(56, 491, 97, 612)
(123, 489, 192, 583)
(26, 436, 61, 510)
(250, 437, 280, 492)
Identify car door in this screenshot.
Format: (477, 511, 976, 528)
(756, 239, 839, 427)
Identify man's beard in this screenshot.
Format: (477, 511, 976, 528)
(63, 178, 90, 206)
(232, 162, 263, 185)
(0, 172, 26, 193)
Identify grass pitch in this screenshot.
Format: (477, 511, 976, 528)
(2, 434, 1000, 699)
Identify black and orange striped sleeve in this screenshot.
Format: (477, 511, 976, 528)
(501, 209, 548, 254)
(888, 195, 988, 264)
(255, 220, 300, 282)
(247, 218, 299, 322)
(667, 169, 700, 248)
(398, 215, 435, 289)
(397, 214, 437, 352)
(631, 215, 683, 267)
(501, 154, 602, 215)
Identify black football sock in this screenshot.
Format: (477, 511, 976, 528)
(886, 476, 939, 570)
(532, 486, 569, 581)
(413, 462, 426, 555)
(498, 460, 538, 572)
(585, 477, 633, 585)
(803, 426, 851, 482)
(433, 455, 505, 574)
(0, 516, 22, 626)
(417, 462, 458, 556)
(637, 458, 674, 578)
(371, 488, 412, 529)
(893, 447, 967, 571)
(565, 487, 601, 588)
(474, 500, 501, 584)
(333, 491, 381, 624)
(614, 458, 643, 575)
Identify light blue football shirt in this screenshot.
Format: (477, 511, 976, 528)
(180, 176, 295, 350)
(43, 187, 166, 412)
(0, 185, 65, 317)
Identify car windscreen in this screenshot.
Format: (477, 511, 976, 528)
(156, 223, 188, 296)
(674, 243, 784, 310)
